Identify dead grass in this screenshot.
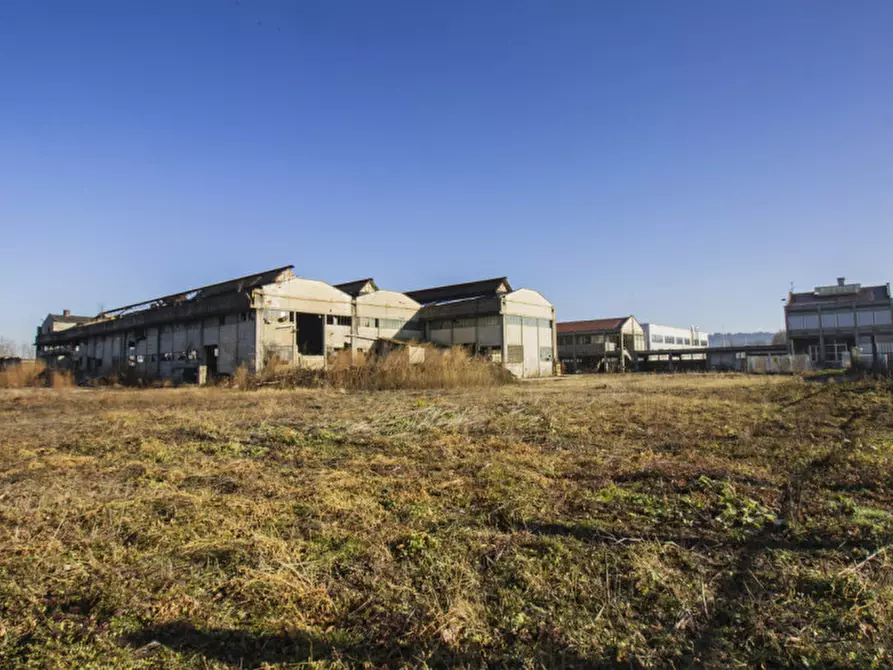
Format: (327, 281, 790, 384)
(0, 360, 46, 388)
(0, 374, 892, 668)
(251, 344, 512, 390)
(0, 361, 74, 389)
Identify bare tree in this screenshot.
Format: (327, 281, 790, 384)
(771, 330, 787, 346)
(0, 337, 34, 359)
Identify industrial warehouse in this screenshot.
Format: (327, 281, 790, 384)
(35, 267, 558, 382)
(35, 270, 893, 382)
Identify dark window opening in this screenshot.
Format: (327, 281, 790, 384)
(204, 345, 218, 378)
(296, 313, 324, 355)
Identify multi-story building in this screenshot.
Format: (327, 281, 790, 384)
(785, 277, 893, 367)
(556, 316, 644, 372)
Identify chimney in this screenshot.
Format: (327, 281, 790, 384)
(63, 309, 71, 317)
(837, 277, 846, 287)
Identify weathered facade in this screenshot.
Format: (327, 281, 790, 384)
(34, 267, 353, 381)
(786, 277, 893, 367)
(556, 316, 645, 372)
(36, 269, 557, 381)
(407, 278, 557, 378)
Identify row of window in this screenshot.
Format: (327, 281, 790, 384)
(789, 309, 893, 331)
(134, 351, 201, 363)
(504, 316, 553, 329)
(431, 316, 552, 330)
(278, 312, 420, 330)
(357, 317, 419, 330)
(651, 334, 709, 346)
(558, 334, 611, 346)
(429, 315, 502, 330)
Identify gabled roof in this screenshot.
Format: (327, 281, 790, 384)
(788, 284, 890, 306)
(47, 314, 93, 324)
(334, 278, 378, 297)
(406, 277, 512, 305)
(104, 266, 295, 316)
(557, 317, 630, 334)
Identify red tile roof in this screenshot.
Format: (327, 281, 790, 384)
(557, 317, 628, 334)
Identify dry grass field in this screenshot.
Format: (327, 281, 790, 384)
(1, 374, 892, 668)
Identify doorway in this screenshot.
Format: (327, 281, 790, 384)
(204, 345, 218, 377)
(296, 313, 324, 355)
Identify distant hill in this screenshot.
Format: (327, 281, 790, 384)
(709, 332, 774, 347)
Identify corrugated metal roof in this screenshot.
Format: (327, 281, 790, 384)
(557, 317, 629, 333)
(788, 284, 889, 306)
(405, 277, 512, 305)
(334, 278, 378, 297)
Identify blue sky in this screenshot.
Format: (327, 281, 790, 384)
(2, 1, 892, 345)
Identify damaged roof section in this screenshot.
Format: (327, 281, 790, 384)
(47, 313, 93, 324)
(103, 266, 296, 317)
(405, 277, 512, 305)
(334, 278, 378, 297)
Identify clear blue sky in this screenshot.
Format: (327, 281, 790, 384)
(3, 1, 892, 346)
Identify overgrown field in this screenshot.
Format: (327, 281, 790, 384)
(1, 375, 892, 668)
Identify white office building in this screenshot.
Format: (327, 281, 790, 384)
(642, 324, 709, 351)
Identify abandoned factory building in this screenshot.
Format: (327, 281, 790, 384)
(406, 277, 557, 378)
(35, 267, 557, 381)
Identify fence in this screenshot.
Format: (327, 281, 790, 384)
(747, 355, 813, 374)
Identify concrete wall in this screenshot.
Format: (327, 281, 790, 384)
(354, 290, 422, 351)
(503, 289, 556, 378)
(254, 277, 352, 369)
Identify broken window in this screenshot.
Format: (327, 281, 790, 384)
(507, 345, 523, 364)
(540, 347, 553, 362)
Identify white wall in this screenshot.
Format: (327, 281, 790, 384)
(503, 289, 556, 377)
(643, 323, 708, 350)
(354, 290, 422, 350)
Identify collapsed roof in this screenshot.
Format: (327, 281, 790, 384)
(405, 277, 512, 305)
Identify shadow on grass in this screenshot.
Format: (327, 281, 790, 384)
(123, 621, 610, 668)
(123, 622, 460, 667)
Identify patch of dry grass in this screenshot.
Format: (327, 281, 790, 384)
(0, 360, 46, 388)
(252, 344, 512, 390)
(0, 374, 891, 668)
(0, 360, 74, 389)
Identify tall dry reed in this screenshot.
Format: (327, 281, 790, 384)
(255, 344, 512, 390)
(0, 360, 48, 388)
